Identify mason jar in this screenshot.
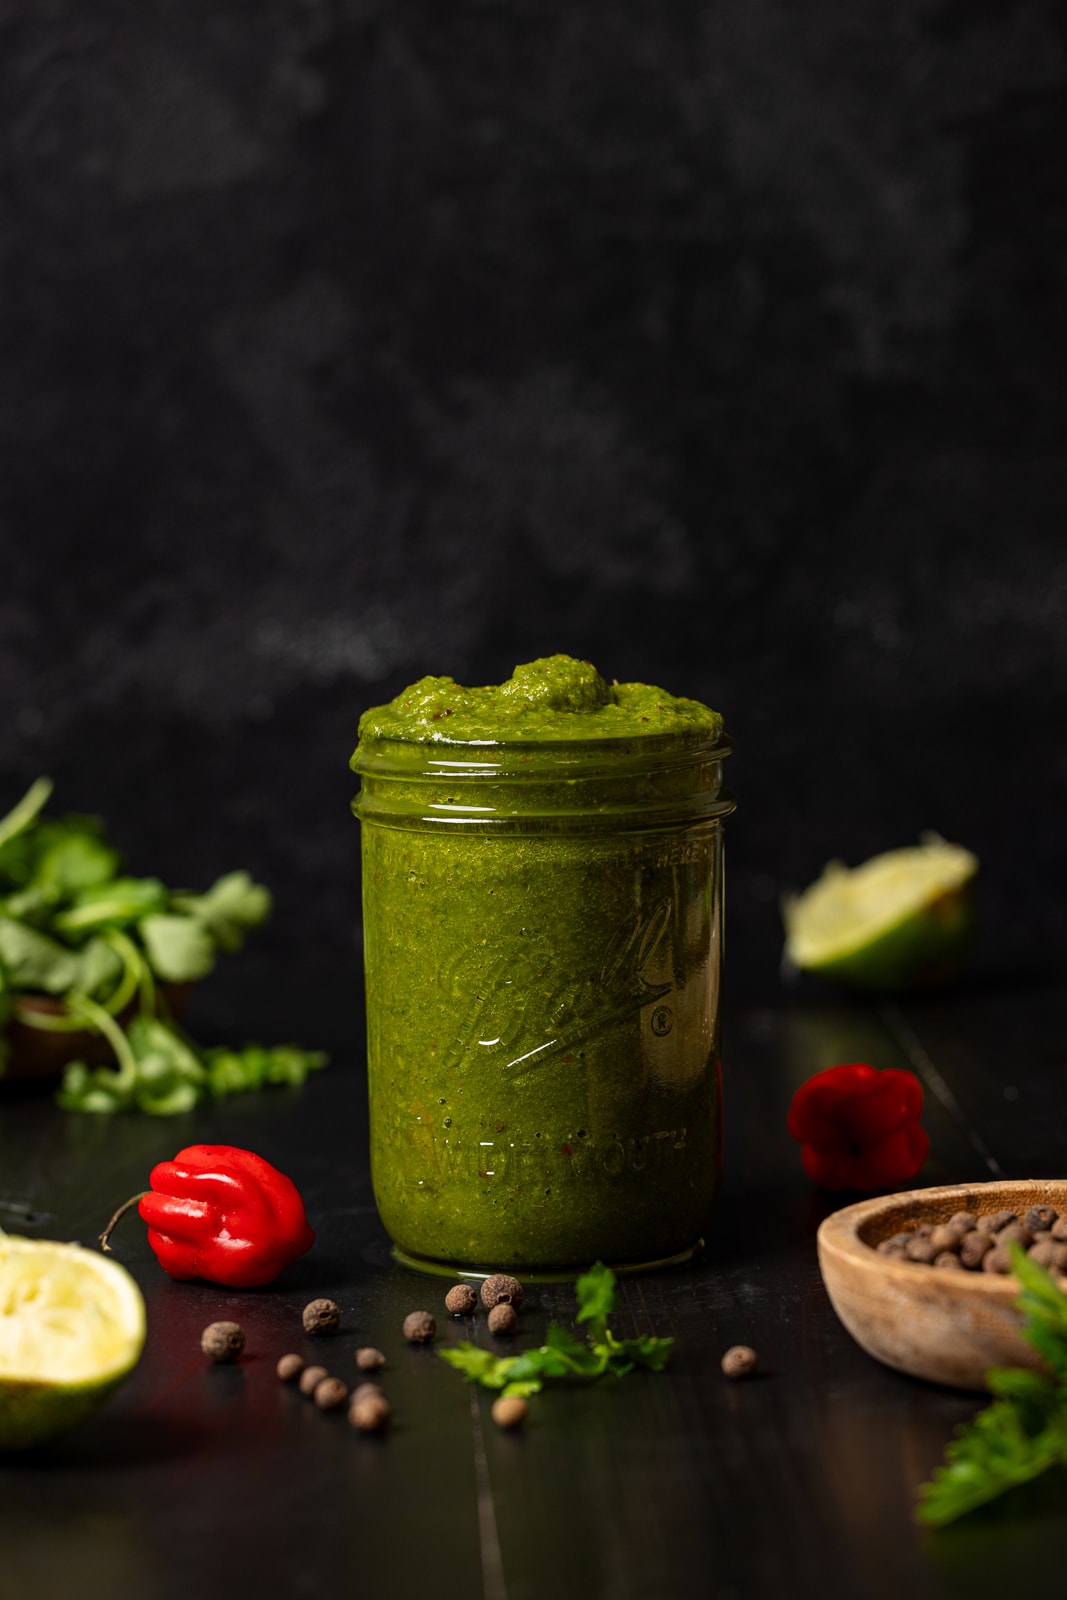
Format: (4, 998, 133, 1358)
(351, 711, 734, 1278)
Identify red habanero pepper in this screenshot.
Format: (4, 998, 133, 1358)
(786, 1063, 929, 1192)
(131, 1145, 314, 1288)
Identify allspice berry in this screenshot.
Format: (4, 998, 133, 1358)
(302, 1298, 341, 1335)
(982, 1246, 1012, 1275)
(298, 1363, 330, 1397)
(276, 1353, 306, 1382)
(487, 1303, 518, 1336)
(480, 1274, 524, 1311)
(350, 1394, 392, 1433)
(314, 1377, 349, 1411)
(201, 1321, 246, 1363)
(1026, 1206, 1058, 1234)
(445, 1283, 479, 1316)
(721, 1345, 758, 1379)
(403, 1310, 436, 1343)
(355, 1347, 387, 1371)
(960, 1230, 994, 1269)
(491, 1395, 529, 1429)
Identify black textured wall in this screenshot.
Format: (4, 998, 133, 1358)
(2, 1, 1065, 997)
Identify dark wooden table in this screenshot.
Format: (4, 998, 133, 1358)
(2, 962, 1065, 1600)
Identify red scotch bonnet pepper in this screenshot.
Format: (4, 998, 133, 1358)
(786, 1063, 929, 1192)
(101, 1145, 314, 1288)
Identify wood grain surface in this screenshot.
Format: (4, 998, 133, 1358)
(2, 971, 1065, 1600)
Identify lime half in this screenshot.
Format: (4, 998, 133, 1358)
(782, 833, 978, 992)
(0, 1234, 146, 1450)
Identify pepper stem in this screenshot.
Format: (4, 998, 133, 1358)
(99, 1192, 151, 1253)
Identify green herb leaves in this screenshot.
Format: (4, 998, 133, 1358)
(917, 1246, 1067, 1526)
(0, 778, 326, 1113)
(439, 1261, 674, 1399)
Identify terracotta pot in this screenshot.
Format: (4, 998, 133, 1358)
(2, 985, 190, 1085)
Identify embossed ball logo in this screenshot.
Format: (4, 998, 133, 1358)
(650, 1005, 673, 1037)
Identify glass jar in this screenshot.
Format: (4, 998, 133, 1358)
(351, 729, 734, 1277)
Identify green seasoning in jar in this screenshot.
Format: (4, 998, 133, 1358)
(351, 655, 734, 1277)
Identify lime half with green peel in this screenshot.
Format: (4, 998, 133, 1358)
(0, 1234, 146, 1450)
(782, 833, 979, 993)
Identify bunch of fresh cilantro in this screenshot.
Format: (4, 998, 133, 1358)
(917, 1244, 1067, 1525)
(0, 778, 326, 1115)
(439, 1261, 674, 1398)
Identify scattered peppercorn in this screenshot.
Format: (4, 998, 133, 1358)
(200, 1321, 246, 1363)
(1052, 1218, 1067, 1242)
(947, 1211, 978, 1233)
(276, 1353, 305, 1382)
(302, 1298, 341, 1335)
(934, 1251, 964, 1270)
(403, 1311, 436, 1343)
(350, 1394, 391, 1433)
(352, 1381, 386, 1406)
(983, 1246, 1012, 1275)
(445, 1283, 479, 1316)
(480, 1274, 524, 1312)
(487, 1303, 518, 1336)
(491, 1395, 529, 1429)
(298, 1364, 330, 1397)
(355, 1347, 387, 1371)
(351, 1376, 385, 1401)
(721, 1345, 758, 1379)
(314, 1377, 349, 1411)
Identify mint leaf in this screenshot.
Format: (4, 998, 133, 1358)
(438, 1343, 540, 1392)
(138, 913, 217, 982)
(172, 871, 272, 952)
(597, 1332, 675, 1374)
(56, 877, 169, 934)
(916, 1249, 1067, 1525)
(0, 916, 84, 992)
(32, 824, 119, 894)
(575, 1260, 617, 1342)
(70, 935, 124, 999)
(204, 1043, 328, 1098)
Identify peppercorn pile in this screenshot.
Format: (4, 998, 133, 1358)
(876, 1205, 1067, 1275)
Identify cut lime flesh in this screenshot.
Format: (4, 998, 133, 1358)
(0, 1235, 145, 1449)
(783, 834, 978, 992)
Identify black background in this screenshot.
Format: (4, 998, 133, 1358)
(2, 0, 1065, 1014)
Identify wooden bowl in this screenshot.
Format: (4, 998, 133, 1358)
(2, 986, 190, 1086)
(816, 1179, 1067, 1392)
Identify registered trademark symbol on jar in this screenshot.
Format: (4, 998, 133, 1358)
(650, 1005, 673, 1036)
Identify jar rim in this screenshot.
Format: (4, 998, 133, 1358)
(351, 728, 732, 782)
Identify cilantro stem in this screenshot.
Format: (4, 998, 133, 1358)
(0, 777, 53, 852)
(101, 928, 145, 1017)
(12, 1000, 94, 1033)
(65, 994, 139, 1092)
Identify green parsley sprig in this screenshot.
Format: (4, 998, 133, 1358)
(917, 1244, 1067, 1526)
(0, 778, 327, 1114)
(439, 1262, 674, 1399)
